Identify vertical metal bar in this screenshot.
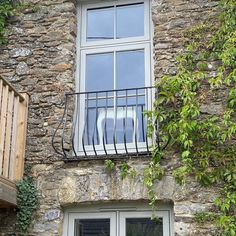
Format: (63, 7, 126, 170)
(102, 91, 108, 155)
(71, 94, 79, 158)
(82, 93, 89, 157)
(96, 98, 99, 145)
(52, 99, 66, 157)
(153, 87, 156, 149)
(61, 95, 69, 158)
(123, 89, 128, 155)
(134, 89, 139, 154)
(145, 87, 150, 153)
(86, 105, 89, 146)
(92, 92, 98, 156)
(113, 90, 118, 154)
(154, 86, 160, 151)
(141, 104, 145, 142)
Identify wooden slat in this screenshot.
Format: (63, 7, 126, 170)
(0, 79, 3, 110)
(0, 85, 9, 175)
(8, 96, 19, 181)
(0, 175, 15, 188)
(0, 75, 24, 102)
(0, 176, 17, 206)
(3, 91, 14, 178)
(15, 93, 29, 180)
(0, 76, 29, 184)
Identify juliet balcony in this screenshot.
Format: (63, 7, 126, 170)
(52, 87, 155, 160)
(0, 76, 29, 208)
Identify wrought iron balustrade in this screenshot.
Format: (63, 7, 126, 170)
(52, 87, 155, 160)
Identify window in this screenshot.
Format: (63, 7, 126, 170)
(63, 204, 173, 236)
(76, 0, 153, 156)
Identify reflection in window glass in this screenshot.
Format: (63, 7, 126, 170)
(116, 3, 144, 39)
(116, 50, 145, 89)
(84, 90, 147, 146)
(86, 53, 114, 92)
(86, 3, 145, 41)
(126, 218, 163, 236)
(87, 7, 114, 41)
(75, 219, 110, 236)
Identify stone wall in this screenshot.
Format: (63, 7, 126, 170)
(0, 0, 220, 235)
(28, 159, 218, 236)
(0, 0, 77, 164)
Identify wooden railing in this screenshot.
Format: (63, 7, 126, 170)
(0, 76, 29, 182)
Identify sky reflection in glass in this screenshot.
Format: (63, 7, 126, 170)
(87, 7, 114, 41)
(86, 3, 144, 41)
(116, 50, 145, 89)
(116, 3, 144, 38)
(86, 53, 114, 92)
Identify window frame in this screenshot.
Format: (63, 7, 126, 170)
(63, 203, 174, 236)
(67, 212, 116, 236)
(76, 0, 153, 155)
(79, 43, 151, 93)
(80, 0, 150, 48)
(119, 211, 170, 236)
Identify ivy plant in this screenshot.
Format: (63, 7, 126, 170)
(120, 162, 130, 180)
(16, 165, 38, 234)
(145, 0, 236, 235)
(0, 0, 15, 44)
(105, 159, 115, 172)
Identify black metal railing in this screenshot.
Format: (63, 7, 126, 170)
(52, 87, 155, 160)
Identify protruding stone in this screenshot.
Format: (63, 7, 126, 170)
(16, 62, 29, 75)
(58, 176, 77, 205)
(51, 63, 72, 72)
(44, 210, 60, 221)
(10, 48, 32, 57)
(200, 103, 224, 115)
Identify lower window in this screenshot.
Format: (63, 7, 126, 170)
(64, 205, 172, 236)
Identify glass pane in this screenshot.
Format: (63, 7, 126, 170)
(103, 116, 114, 144)
(84, 108, 98, 146)
(87, 7, 114, 41)
(116, 3, 144, 39)
(115, 107, 133, 144)
(84, 92, 115, 146)
(116, 50, 145, 90)
(126, 218, 163, 236)
(75, 219, 110, 236)
(86, 53, 114, 92)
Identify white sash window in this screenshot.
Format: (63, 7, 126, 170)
(76, 0, 153, 155)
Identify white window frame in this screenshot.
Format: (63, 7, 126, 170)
(67, 212, 116, 236)
(120, 211, 170, 236)
(80, 0, 151, 48)
(63, 203, 173, 236)
(77, 0, 152, 93)
(76, 0, 153, 155)
(80, 43, 151, 93)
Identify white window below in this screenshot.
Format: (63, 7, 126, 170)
(63, 204, 173, 236)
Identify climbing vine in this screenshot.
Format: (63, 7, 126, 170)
(145, 0, 236, 235)
(16, 165, 38, 234)
(0, 0, 35, 44)
(0, 0, 15, 44)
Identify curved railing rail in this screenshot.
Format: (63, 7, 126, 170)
(52, 86, 156, 160)
(0, 76, 29, 181)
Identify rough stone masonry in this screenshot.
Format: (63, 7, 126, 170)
(0, 0, 221, 235)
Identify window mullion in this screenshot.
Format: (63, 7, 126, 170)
(116, 210, 119, 236)
(114, 4, 116, 40)
(113, 51, 117, 126)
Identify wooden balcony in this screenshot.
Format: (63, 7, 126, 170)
(0, 76, 29, 208)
